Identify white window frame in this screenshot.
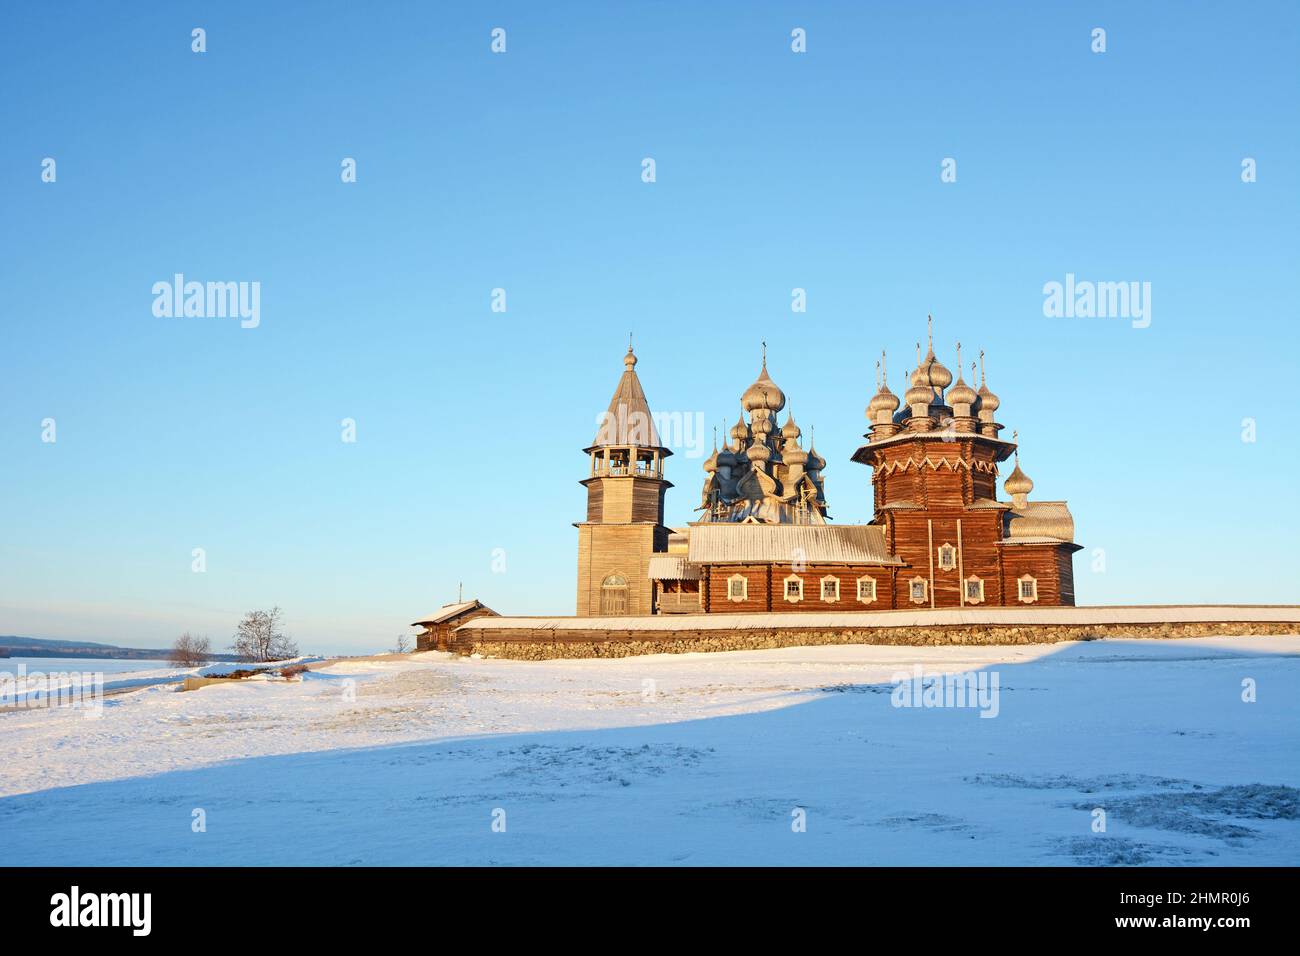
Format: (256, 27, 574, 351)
(964, 575, 985, 605)
(856, 576, 877, 604)
(727, 573, 748, 603)
(783, 574, 804, 603)
(909, 576, 928, 605)
(937, 542, 957, 571)
(1017, 574, 1038, 604)
(820, 575, 840, 603)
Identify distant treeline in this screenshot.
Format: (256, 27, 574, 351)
(0, 636, 241, 662)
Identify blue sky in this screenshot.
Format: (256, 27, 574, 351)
(2, 2, 1297, 653)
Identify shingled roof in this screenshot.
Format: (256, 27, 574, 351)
(1003, 500, 1075, 544)
(590, 347, 662, 448)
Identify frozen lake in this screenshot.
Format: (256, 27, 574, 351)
(1, 656, 172, 676)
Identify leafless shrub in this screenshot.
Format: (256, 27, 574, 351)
(169, 632, 211, 668)
(231, 607, 298, 662)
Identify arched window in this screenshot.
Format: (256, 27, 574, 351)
(600, 573, 629, 615)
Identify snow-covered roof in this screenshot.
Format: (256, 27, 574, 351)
(457, 604, 1300, 633)
(412, 600, 492, 627)
(647, 555, 702, 580)
(687, 523, 902, 565)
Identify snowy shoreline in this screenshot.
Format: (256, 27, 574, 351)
(3, 636, 1298, 866)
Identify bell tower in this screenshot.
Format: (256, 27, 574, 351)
(576, 345, 672, 616)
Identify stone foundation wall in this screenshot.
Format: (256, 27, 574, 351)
(456, 621, 1298, 660)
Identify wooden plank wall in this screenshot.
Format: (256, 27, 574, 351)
(704, 563, 900, 612)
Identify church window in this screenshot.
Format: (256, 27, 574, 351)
(938, 543, 957, 571)
(909, 577, 928, 604)
(1018, 575, 1038, 604)
(727, 574, 748, 602)
(600, 573, 628, 615)
(965, 576, 985, 604)
(856, 577, 877, 603)
(820, 576, 840, 603)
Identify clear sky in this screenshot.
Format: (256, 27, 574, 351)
(2, 2, 1297, 654)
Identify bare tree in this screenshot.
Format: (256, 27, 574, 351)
(169, 632, 212, 668)
(392, 634, 411, 655)
(231, 607, 298, 662)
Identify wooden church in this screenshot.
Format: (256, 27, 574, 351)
(576, 320, 1080, 616)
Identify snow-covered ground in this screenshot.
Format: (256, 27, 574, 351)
(0, 656, 325, 706)
(2, 636, 1298, 865)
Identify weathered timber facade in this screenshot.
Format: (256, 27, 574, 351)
(413, 600, 498, 651)
(577, 321, 1080, 617)
(575, 346, 673, 616)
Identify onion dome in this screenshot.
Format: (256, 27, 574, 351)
(868, 384, 901, 418)
(947, 375, 976, 408)
(976, 380, 999, 414)
(911, 318, 952, 390)
(716, 441, 736, 468)
(916, 347, 952, 390)
(784, 442, 808, 466)
(781, 413, 801, 442)
(904, 374, 933, 407)
(947, 344, 977, 407)
(729, 415, 749, 446)
(741, 353, 787, 413)
(806, 441, 826, 472)
(747, 440, 771, 463)
(623, 346, 637, 369)
(703, 445, 718, 473)
(867, 352, 901, 421)
(976, 351, 1000, 414)
(1004, 460, 1034, 498)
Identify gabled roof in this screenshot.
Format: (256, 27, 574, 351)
(687, 524, 902, 565)
(411, 599, 495, 627)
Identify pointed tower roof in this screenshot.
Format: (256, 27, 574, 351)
(589, 344, 664, 448)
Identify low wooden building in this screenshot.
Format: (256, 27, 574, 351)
(412, 600, 498, 651)
(648, 554, 702, 613)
